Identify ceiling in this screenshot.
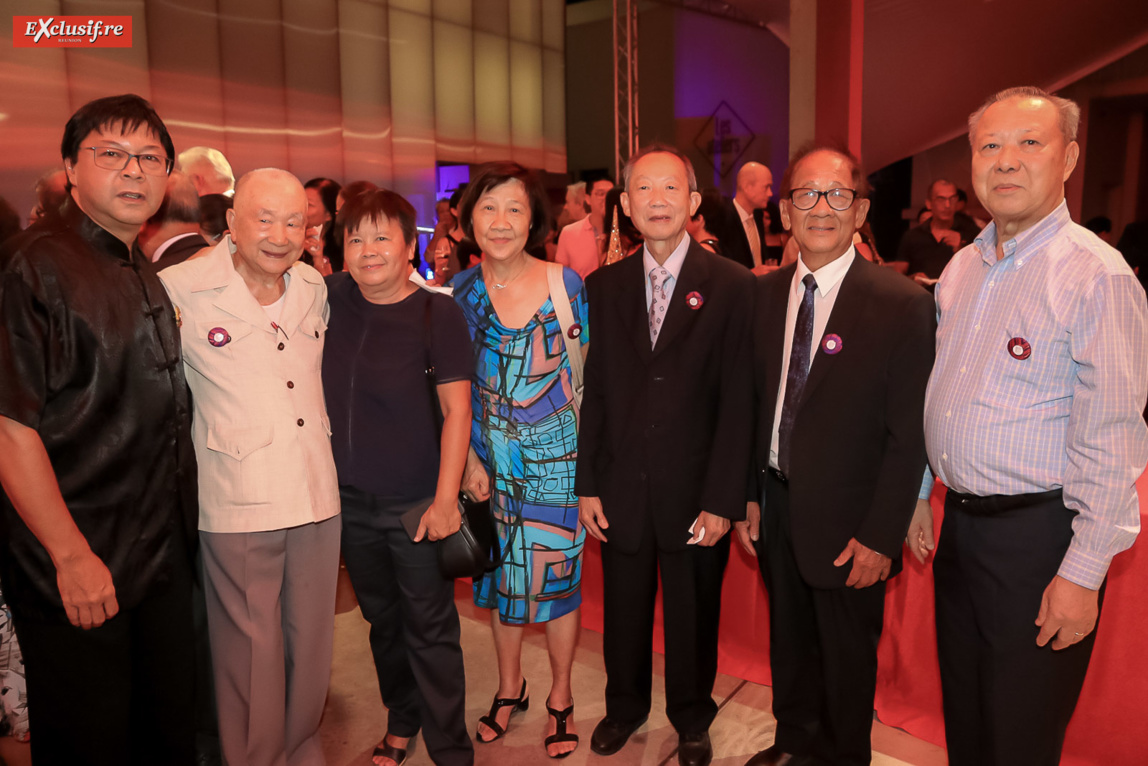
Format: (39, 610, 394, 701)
(689, 0, 1148, 170)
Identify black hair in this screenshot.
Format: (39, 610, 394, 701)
(458, 162, 550, 251)
(61, 94, 174, 166)
(1084, 216, 1113, 236)
(692, 188, 724, 227)
(584, 174, 616, 194)
(199, 193, 233, 242)
(340, 189, 418, 248)
(303, 178, 341, 221)
(779, 141, 869, 200)
(604, 187, 641, 244)
(448, 184, 468, 212)
(764, 200, 784, 234)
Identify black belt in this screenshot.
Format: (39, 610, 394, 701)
(946, 488, 1063, 516)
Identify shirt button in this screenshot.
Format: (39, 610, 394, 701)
(960, 366, 966, 373)
(278, 342, 285, 351)
(297, 418, 305, 427)
(988, 281, 995, 288)
(942, 453, 948, 460)
(946, 411, 951, 418)
(287, 381, 294, 389)
(974, 324, 979, 331)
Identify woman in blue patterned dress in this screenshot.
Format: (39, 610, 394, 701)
(454, 162, 587, 759)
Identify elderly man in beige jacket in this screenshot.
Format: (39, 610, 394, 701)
(160, 168, 340, 766)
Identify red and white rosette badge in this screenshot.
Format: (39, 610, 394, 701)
(686, 291, 704, 310)
(821, 333, 843, 355)
(1007, 337, 1031, 360)
(208, 327, 231, 347)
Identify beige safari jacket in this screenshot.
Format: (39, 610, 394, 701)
(159, 239, 340, 533)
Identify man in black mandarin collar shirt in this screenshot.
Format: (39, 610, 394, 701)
(0, 94, 198, 766)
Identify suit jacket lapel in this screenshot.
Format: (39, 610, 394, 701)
(798, 256, 872, 410)
(618, 253, 654, 363)
(652, 241, 710, 356)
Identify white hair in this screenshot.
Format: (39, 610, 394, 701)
(177, 146, 235, 190)
(968, 86, 1081, 144)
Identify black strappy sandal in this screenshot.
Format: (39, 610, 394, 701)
(544, 698, 579, 759)
(372, 733, 409, 766)
(476, 678, 529, 743)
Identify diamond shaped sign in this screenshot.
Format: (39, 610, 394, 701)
(693, 101, 756, 179)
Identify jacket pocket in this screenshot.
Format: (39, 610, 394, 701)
(206, 425, 274, 461)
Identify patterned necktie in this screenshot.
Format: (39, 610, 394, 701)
(648, 266, 672, 347)
(777, 274, 818, 474)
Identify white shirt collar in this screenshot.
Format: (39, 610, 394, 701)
(733, 198, 753, 224)
(642, 231, 691, 282)
(151, 231, 201, 263)
(795, 245, 856, 295)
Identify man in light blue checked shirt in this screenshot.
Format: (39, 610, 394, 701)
(910, 86, 1148, 766)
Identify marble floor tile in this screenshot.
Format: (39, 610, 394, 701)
(320, 590, 947, 766)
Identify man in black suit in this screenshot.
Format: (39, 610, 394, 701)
(577, 144, 754, 766)
(138, 170, 209, 269)
(734, 145, 935, 766)
(715, 161, 772, 270)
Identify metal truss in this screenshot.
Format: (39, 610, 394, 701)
(613, 0, 639, 181)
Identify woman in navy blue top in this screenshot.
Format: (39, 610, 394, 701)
(322, 189, 474, 766)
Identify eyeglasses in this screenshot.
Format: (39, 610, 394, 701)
(788, 188, 857, 211)
(83, 146, 172, 176)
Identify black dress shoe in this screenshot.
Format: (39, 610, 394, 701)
(744, 744, 809, 766)
(590, 716, 647, 755)
(678, 731, 712, 766)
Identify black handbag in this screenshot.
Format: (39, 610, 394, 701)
(422, 295, 500, 579)
(435, 502, 491, 580)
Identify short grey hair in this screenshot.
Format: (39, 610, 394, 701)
(968, 86, 1081, 144)
(621, 144, 699, 193)
(177, 146, 235, 189)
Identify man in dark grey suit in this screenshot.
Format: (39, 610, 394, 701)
(139, 170, 209, 269)
(736, 145, 935, 766)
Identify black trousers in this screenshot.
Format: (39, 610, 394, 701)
(12, 553, 196, 766)
(339, 486, 473, 766)
(600, 514, 729, 735)
(756, 471, 886, 766)
(935, 491, 1100, 766)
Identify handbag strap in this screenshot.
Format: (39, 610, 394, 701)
(546, 262, 584, 409)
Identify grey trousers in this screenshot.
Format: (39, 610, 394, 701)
(201, 516, 342, 766)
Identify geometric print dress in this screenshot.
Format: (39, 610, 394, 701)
(453, 265, 588, 624)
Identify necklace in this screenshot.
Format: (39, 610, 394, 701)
(487, 260, 528, 290)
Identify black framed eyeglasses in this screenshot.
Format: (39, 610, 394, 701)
(83, 146, 173, 176)
(788, 188, 857, 211)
